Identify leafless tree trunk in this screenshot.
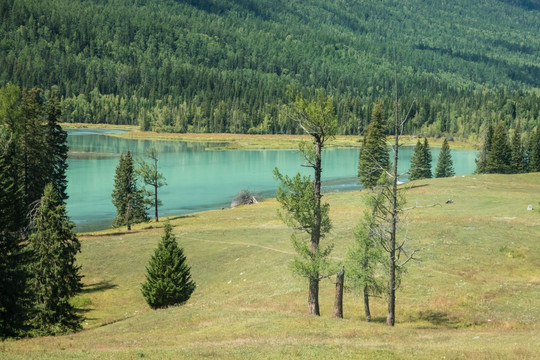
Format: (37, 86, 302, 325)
(308, 136, 322, 315)
(386, 62, 401, 327)
(333, 266, 345, 318)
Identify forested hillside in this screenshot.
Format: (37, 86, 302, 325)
(1, 0, 539, 138)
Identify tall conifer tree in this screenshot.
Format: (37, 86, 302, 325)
(510, 125, 525, 174)
(409, 140, 425, 181)
(435, 138, 455, 178)
(529, 129, 540, 172)
(0, 147, 28, 338)
(476, 124, 493, 173)
(26, 184, 83, 335)
(112, 151, 148, 230)
(485, 122, 512, 174)
(358, 102, 389, 189)
(20, 88, 48, 208)
(45, 92, 69, 203)
(422, 137, 432, 178)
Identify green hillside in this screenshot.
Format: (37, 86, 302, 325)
(2, 173, 539, 359)
(1, 0, 539, 137)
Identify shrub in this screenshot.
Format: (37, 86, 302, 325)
(231, 189, 261, 208)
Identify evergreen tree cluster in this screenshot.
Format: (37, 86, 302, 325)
(0, 0, 539, 137)
(476, 122, 537, 174)
(0, 83, 82, 338)
(408, 137, 455, 181)
(409, 138, 432, 181)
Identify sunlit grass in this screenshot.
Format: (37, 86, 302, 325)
(2, 174, 539, 359)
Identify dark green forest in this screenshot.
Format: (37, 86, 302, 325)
(0, 0, 539, 138)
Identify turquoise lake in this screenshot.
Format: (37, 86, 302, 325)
(66, 129, 478, 232)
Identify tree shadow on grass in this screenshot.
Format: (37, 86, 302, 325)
(406, 183, 430, 190)
(81, 280, 117, 294)
(416, 310, 470, 329)
(368, 316, 388, 324)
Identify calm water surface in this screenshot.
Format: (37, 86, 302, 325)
(66, 130, 478, 232)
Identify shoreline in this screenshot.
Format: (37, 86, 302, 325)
(61, 123, 477, 150)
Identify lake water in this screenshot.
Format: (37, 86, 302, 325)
(66, 129, 478, 232)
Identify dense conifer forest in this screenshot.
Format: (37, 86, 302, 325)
(0, 0, 539, 138)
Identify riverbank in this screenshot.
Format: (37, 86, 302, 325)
(61, 123, 477, 150)
(4, 173, 538, 359)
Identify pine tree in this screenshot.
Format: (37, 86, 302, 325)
(529, 129, 540, 172)
(358, 102, 389, 189)
(409, 140, 425, 181)
(0, 147, 28, 338)
(476, 124, 493, 173)
(26, 184, 83, 336)
(141, 223, 196, 309)
(422, 137, 433, 178)
(20, 88, 49, 208)
(112, 151, 148, 230)
(45, 92, 69, 203)
(510, 125, 525, 174)
(435, 138, 455, 178)
(485, 122, 512, 174)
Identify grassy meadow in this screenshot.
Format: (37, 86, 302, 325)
(2, 173, 539, 359)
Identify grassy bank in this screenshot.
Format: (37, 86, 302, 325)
(3, 174, 538, 359)
(61, 123, 475, 150)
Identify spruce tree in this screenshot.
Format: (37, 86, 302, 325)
(422, 137, 433, 178)
(20, 88, 48, 209)
(476, 124, 493, 173)
(45, 92, 69, 203)
(435, 138, 455, 178)
(529, 129, 540, 172)
(0, 148, 28, 338)
(112, 151, 148, 230)
(358, 102, 389, 189)
(141, 223, 196, 309)
(510, 125, 525, 174)
(409, 140, 425, 181)
(26, 184, 83, 336)
(485, 122, 512, 174)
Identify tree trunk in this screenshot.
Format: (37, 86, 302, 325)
(308, 277, 320, 315)
(309, 136, 323, 316)
(363, 285, 371, 322)
(153, 156, 159, 222)
(154, 184, 159, 222)
(126, 196, 132, 231)
(387, 67, 400, 327)
(333, 266, 345, 318)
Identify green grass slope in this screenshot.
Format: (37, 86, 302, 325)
(2, 174, 539, 359)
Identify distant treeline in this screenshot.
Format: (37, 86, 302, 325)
(1, 0, 539, 137)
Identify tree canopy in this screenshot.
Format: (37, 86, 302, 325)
(0, 1, 539, 137)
